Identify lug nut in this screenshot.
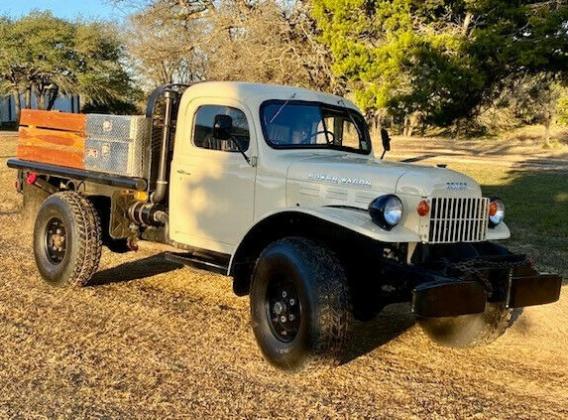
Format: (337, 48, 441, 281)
(273, 302, 284, 315)
(280, 316, 287, 323)
(289, 314, 295, 321)
(282, 291, 287, 298)
(289, 299, 295, 306)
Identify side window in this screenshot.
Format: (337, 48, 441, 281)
(342, 120, 360, 148)
(193, 105, 250, 152)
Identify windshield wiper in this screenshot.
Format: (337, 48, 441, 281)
(267, 93, 297, 124)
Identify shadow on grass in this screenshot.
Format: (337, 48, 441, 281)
(344, 303, 416, 363)
(400, 153, 440, 163)
(0, 210, 20, 215)
(91, 253, 183, 286)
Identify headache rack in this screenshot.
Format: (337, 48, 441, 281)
(428, 197, 489, 244)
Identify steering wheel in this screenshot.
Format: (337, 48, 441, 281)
(306, 130, 336, 145)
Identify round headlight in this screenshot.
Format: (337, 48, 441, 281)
(369, 195, 403, 230)
(488, 198, 505, 226)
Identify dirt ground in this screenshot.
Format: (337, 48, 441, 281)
(1, 134, 567, 418)
(387, 135, 568, 172)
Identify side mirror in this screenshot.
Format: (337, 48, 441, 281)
(380, 128, 391, 152)
(213, 114, 233, 140)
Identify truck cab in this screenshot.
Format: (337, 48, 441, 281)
(8, 82, 562, 371)
(169, 82, 378, 254)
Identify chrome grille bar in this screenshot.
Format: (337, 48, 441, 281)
(428, 197, 489, 244)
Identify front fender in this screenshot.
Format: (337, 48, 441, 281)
(296, 206, 421, 243)
(229, 206, 420, 269)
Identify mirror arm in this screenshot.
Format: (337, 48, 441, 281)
(229, 136, 253, 167)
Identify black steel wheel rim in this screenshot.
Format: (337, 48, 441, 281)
(44, 217, 67, 265)
(265, 276, 301, 343)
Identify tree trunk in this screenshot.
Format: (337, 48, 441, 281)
(12, 89, 22, 123)
(462, 12, 473, 36)
(46, 86, 59, 111)
(35, 85, 47, 110)
(543, 111, 552, 147)
(37, 94, 45, 110)
(24, 87, 32, 109)
(408, 113, 418, 137)
(453, 119, 461, 140)
(403, 116, 409, 136)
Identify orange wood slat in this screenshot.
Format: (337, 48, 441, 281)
(16, 126, 85, 169)
(19, 109, 86, 133)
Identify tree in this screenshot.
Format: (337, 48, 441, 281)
(125, 5, 207, 89)
(311, 0, 568, 133)
(122, 0, 342, 95)
(204, 1, 307, 85)
(0, 16, 32, 119)
(509, 73, 565, 145)
(0, 12, 138, 119)
(74, 21, 141, 108)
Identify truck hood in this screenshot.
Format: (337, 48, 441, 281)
(286, 153, 481, 209)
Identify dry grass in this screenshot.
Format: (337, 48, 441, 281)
(1, 135, 568, 418)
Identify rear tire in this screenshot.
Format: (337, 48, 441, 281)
(419, 303, 521, 348)
(33, 191, 102, 287)
(250, 237, 352, 371)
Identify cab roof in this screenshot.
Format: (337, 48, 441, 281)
(183, 81, 360, 112)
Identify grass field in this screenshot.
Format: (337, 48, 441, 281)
(0, 135, 567, 417)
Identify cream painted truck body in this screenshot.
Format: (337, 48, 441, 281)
(9, 81, 561, 371)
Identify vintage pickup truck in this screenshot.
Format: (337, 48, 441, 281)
(7, 82, 561, 371)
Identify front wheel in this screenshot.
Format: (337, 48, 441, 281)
(250, 237, 352, 371)
(418, 303, 521, 348)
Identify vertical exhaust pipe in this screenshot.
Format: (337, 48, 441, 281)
(150, 90, 174, 204)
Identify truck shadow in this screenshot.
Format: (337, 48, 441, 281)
(91, 253, 183, 286)
(344, 303, 416, 363)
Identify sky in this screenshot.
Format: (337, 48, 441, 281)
(0, 0, 135, 21)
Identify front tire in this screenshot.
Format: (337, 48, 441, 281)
(419, 303, 521, 348)
(33, 191, 102, 287)
(250, 237, 352, 371)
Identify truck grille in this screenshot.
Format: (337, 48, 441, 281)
(428, 197, 489, 243)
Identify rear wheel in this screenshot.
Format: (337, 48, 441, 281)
(33, 191, 102, 287)
(250, 237, 352, 371)
(419, 303, 521, 348)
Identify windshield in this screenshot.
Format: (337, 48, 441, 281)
(260, 100, 372, 154)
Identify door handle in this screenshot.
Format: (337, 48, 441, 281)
(177, 169, 191, 176)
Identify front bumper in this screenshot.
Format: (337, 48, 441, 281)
(410, 255, 562, 318)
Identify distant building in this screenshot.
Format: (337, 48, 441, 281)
(0, 93, 81, 124)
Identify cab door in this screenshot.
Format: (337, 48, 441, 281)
(169, 99, 257, 254)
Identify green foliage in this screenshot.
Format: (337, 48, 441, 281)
(0, 12, 139, 115)
(81, 98, 142, 115)
(311, 0, 568, 127)
(557, 95, 568, 126)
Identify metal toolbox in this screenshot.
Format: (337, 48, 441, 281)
(84, 115, 150, 177)
(84, 137, 145, 177)
(86, 114, 150, 142)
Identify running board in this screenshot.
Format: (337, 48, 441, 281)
(164, 252, 228, 275)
